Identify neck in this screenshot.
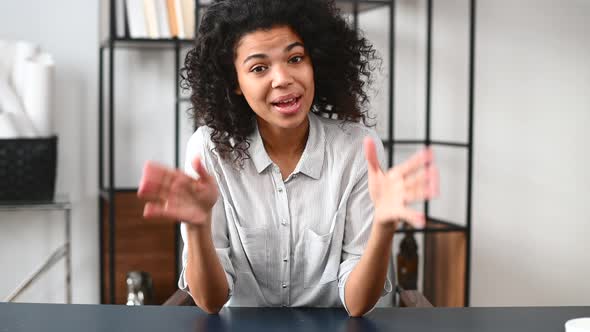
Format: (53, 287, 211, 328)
(257, 116, 310, 159)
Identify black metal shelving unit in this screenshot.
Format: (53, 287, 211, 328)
(98, 0, 199, 305)
(99, 0, 475, 307)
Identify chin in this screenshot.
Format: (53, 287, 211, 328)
(275, 110, 309, 129)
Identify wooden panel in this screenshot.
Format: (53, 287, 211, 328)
(399, 290, 434, 308)
(102, 192, 176, 305)
(423, 221, 466, 307)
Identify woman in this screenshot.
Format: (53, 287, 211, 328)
(138, 0, 438, 316)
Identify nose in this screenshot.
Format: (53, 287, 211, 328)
(271, 64, 294, 89)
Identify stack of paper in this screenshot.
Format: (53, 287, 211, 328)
(0, 40, 55, 138)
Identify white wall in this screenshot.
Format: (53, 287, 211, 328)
(0, 0, 99, 303)
(0, 0, 588, 306)
(471, 0, 590, 306)
(383, 0, 590, 306)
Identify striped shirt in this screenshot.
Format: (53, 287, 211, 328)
(179, 112, 392, 312)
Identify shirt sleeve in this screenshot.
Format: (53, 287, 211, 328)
(178, 127, 236, 300)
(337, 130, 393, 314)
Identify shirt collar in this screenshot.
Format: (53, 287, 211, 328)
(248, 112, 325, 179)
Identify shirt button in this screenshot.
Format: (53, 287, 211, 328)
(282, 283, 287, 288)
(278, 187, 283, 192)
(283, 257, 288, 262)
(281, 219, 287, 226)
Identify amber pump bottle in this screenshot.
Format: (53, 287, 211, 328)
(397, 229, 419, 290)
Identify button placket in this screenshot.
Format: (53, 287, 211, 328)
(272, 164, 291, 306)
(279, 202, 290, 306)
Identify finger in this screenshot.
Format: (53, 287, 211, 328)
(397, 147, 433, 178)
(403, 164, 439, 202)
(138, 161, 172, 199)
(363, 136, 382, 175)
(429, 164, 440, 198)
(138, 162, 163, 197)
(143, 201, 182, 221)
(403, 170, 424, 198)
(399, 208, 426, 228)
(143, 201, 165, 219)
(169, 174, 198, 203)
(152, 170, 174, 202)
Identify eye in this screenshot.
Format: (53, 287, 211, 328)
(289, 55, 304, 64)
(250, 65, 267, 73)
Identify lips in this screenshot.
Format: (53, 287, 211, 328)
(274, 97, 297, 105)
(272, 96, 300, 107)
(271, 96, 302, 115)
(271, 93, 301, 105)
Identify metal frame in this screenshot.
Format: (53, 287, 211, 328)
(99, 0, 195, 305)
(98, 0, 475, 306)
(348, 0, 476, 306)
(1, 196, 72, 304)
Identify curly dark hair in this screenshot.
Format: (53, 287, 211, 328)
(181, 0, 379, 167)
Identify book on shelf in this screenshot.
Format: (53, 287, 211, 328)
(143, 0, 159, 38)
(125, 0, 148, 38)
(100, 0, 130, 40)
(108, 0, 196, 40)
(155, 0, 172, 38)
(181, 0, 195, 39)
(174, 0, 185, 38)
(166, 0, 179, 37)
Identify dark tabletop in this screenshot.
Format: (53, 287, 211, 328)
(1, 303, 589, 332)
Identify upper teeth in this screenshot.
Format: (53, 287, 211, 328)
(278, 98, 295, 104)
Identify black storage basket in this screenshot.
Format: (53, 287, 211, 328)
(0, 136, 57, 203)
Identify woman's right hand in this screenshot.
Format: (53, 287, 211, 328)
(137, 156, 219, 227)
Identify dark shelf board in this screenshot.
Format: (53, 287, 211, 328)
(100, 38, 195, 50)
(196, 0, 392, 15)
(430, 140, 469, 148)
(381, 139, 469, 148)
(396, 217, 466, 234)
(335, 0, 393, 14)
(100, 188, 139, 200)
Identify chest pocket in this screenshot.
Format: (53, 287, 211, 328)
(225, 201, 269, 288)
(303, 208, 343, 288)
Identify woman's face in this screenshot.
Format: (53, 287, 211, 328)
(233, 26, 315, 133)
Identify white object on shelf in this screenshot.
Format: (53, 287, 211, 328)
(0, 78, 37, 137)
(174, 0, 184, 38)
(143, 0, 159, 39)
(0, 113, 21, 138)
(0, 41, 16, 81)
(22, 53, 55, 136)
(566, 318, 590, 332)
(181, 0, 195, 39)
(126, 0, 148, 38)
(11, 41, 39, 100)
(155, 0, 171, 38)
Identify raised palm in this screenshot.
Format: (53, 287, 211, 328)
(363, 137, 439, 230)
(137, 156, 219, 227)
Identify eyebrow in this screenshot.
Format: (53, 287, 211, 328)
(242, 42, 305, 65)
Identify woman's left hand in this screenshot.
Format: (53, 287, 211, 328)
(363, 137, 439, 231)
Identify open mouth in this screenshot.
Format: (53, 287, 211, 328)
(271, 96, 302, 115)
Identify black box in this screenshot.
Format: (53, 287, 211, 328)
(0, 136, 57, 203)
